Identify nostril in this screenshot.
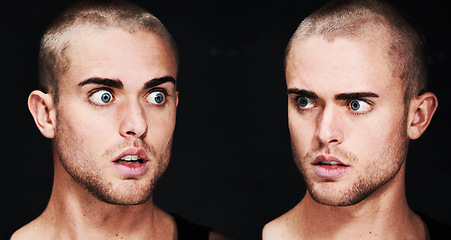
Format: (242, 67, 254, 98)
(126, 131, 136, 135)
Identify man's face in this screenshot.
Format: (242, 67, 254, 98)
(53, 27, 178, 205)
(286, 36, 409, 206)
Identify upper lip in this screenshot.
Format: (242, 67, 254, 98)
(312, 154, 349, 167)
(114, 147, 149, 162)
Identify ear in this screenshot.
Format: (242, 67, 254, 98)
(407, 92, 438, 140)
(28, 90, 57, 139)
(175, 90, 179, 107)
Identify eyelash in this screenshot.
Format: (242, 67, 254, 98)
(87, 87, 115, 107)
(346, 99, 374, 116)
(292, 96, 374, 115)
(145, 88, 170, 107)
(87, 87, 171, 107)
(293, 96, 317, 111)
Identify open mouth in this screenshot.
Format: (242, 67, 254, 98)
(313, 161, 347, 167)
(112, 148, 150, 178)
(311, 155, 350, 179)
(114, 155, 145, 164)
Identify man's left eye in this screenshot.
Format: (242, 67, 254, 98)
(348, 99, 372, 112)
(146, 91, 166, 105)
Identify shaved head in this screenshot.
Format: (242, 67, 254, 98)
(39, 0, 177, 102)
(286, 0, 427, 103)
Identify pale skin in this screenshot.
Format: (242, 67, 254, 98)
(14, 27, 226, 240)
(263, 36, 437, 239)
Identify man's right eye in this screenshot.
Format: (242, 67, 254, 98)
(89, 90, 114, 105)
(298, 96, 316, 109)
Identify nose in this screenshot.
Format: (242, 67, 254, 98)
(119, 99, 148, 139)
(315, 105, 343, 147)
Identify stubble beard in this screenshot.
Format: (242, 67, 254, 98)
(54, 118, 172, 205)
(292, 134, 409, 207)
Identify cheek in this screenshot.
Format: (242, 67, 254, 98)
(288, 109, 316, 154)
(349, 110, 408, 163)
(56, 102, 116, 151)
(369, 107, 406, 139)
(54, 107, 99, 172)
(143, 106, 177, 143)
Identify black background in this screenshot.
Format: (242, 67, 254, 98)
(2, 0, 450, 238)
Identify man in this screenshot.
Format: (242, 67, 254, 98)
(243, 0, 449, 239)
(3, 0, 226, 239)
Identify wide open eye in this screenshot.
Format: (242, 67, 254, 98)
(298, 96, 316, 109)
(89, 90, 114, 105)
(146, 91, 166, 105)
(348, 99, 372, 113)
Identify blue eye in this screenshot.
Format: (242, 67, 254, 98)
(298, 96, 315, 109)
(147, 91, 165, 105)
(89, 90, 113, 105)
(348, 99, 372, 112)
(350, 100, 360, 111)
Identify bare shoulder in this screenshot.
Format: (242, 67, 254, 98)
(10, 221, 40, 240)
(10, 229, 25, 240)
(262, 208, 298, 240)
(156, 207, 177, 228)
(153, 207, 177, 240)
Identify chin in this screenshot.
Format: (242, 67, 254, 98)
(309, 189, 367, 207)
(77, 174, 157, 205)
(306, 176, 386, 207)
(91, 185, 154, 205)
(103, 195, 152, 206)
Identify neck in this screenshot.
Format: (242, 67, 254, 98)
(32, 159, 175, 240)
(275, 163, 427, 240)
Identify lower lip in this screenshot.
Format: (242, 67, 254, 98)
(313, 165, 349, 180)
(112, 162, 149, 178)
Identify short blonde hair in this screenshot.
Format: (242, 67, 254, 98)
(39, 0, 178, 102)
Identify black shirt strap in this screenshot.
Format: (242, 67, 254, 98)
(171, 213, 211, 240)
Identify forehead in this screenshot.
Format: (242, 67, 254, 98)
(286, 36, 401, 97)
(61, 26, 177, 86)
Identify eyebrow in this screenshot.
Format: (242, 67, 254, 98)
(287, 88, 319, 99)
(78, 77, 123, 88)
(335, 92, 379, 100)
(143, 76, 176, 90)
(78, 76, 176, 90)
(287, 88, 379, 100)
